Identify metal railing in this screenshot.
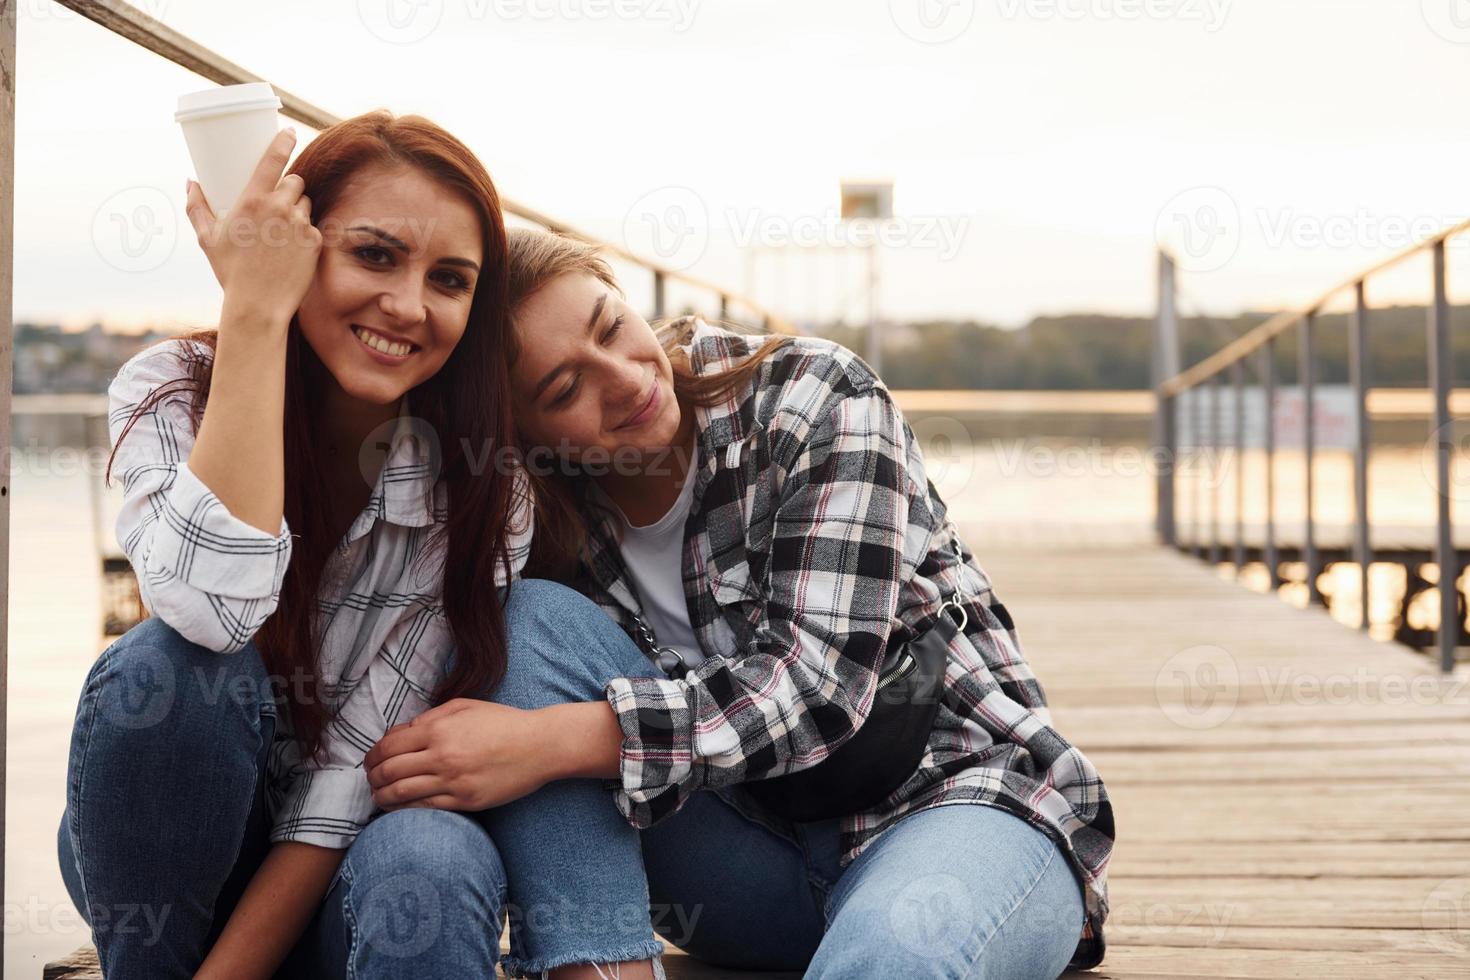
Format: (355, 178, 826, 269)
(1155, 220, 1470, 675)
(48, 0, 799, 333)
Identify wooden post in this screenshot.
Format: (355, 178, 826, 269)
(1349, 281, 1372, 631)
(1155, 251, 1180, 547)
(1263, 338, 1280, 589)
(1, 0, 15, 960)
(1429, 242, 1456, 673)
(1301, 312, 1321, 606)
(1208, 375, 1221, 566)
(1232, 359, 1245, 571)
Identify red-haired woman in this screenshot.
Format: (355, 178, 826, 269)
(56, 113, 544, 978)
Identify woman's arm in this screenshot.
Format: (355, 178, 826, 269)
(183, 127, 319, 535)
(185, 298, 290, 534)
(107, 129, 321, 653)
(598, 384, 913, 826)
(194, 842, 345, 980)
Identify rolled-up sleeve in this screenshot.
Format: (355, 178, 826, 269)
(109, 342, 292, 653)
(603, 385, 910, 827)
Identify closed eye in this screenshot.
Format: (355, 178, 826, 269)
(548, 315, 625, 407)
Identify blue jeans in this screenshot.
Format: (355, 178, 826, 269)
(476, 580, 1085, 979)
(59, 581, 1084, 978)
(57, 614, 508, 978)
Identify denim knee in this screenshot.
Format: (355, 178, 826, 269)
(81, 616, 277, 740)
(491, 579, 660, 709)
(336, 809, 508, 965)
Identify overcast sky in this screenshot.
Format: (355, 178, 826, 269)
(12, 0, 1470, 331)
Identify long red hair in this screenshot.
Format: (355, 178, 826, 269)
(108, 110, 517, 764)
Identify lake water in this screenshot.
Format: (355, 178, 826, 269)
(3, 436, 1458, 973)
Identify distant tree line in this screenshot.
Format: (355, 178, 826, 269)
(807, 304, 1470, 390)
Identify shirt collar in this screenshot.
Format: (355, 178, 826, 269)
(345, 393, 443, 544)
(677, 316, 769, 454)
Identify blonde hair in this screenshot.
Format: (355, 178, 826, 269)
(504, 227, 791, 578)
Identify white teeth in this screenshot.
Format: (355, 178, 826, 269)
(353, 326, 413, 358)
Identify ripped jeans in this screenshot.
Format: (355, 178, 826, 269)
(58, 579, 1083, 978)
(477, 580, 1085, 980)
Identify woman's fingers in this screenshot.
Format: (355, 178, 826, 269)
(273, 171, 306, 207)
(241, 127, 298, 205)
(183, 179, 215, 245)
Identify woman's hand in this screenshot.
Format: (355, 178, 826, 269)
(184, 127, 322, 324)
(364, 699, 556, 812)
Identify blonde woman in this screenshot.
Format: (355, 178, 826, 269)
(364, 228, 1115, 978)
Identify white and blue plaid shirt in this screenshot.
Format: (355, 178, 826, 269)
(108, 339, 532, 849)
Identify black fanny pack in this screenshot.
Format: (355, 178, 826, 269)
(741, 598, 962, 822)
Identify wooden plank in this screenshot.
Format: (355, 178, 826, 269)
(964, 541, 1470, 978)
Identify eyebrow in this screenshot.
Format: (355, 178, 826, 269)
(531, 293, 608, 402)
(347, 225, 481, 273)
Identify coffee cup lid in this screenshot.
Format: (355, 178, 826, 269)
(175, 82, 283, 123)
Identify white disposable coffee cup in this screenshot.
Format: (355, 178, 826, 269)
(175, 82, 284, 217)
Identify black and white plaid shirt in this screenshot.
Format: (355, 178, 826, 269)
(579, 318, 1113, 969)
(108, 340, 533, 850)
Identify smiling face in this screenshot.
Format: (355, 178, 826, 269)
(509, 272, 688, 462)
(295, 162, 484, 406)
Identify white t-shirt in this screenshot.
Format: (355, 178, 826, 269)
(592, 454, 707, 674)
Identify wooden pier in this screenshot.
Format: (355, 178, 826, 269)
(47, 536, 1470, 978)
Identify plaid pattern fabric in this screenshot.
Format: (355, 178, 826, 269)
(580, 319, 1113, 969)
(108, 340, 533, 849)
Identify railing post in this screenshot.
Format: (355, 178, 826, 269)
(0, 0, 15, 956)
(1429, 241, 1457, 672)
(1193, 384, 1205, 559)
(1301, 312, 1321, 606)
(1154, 250, 1180, 548)
(1349, 280, 1372, 632)
(1158, 392, 1177, 547)
(1208, 374, 1221, 565)
(1232, 359, 1245, 571)
(719, 293, 729, 321)
(652, 270, 666, 320)
(1263, 337, 1280, 589)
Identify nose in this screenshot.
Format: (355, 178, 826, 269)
(377, 274, 428, 329)
(607, 363, 650, 419)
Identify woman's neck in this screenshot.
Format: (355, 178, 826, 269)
(595, 392, 698, 527)
(319, 382, 404, 493)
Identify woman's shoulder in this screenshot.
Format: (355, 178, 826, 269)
(682, 317, 883, 405)
(677, 316, 896, 465)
